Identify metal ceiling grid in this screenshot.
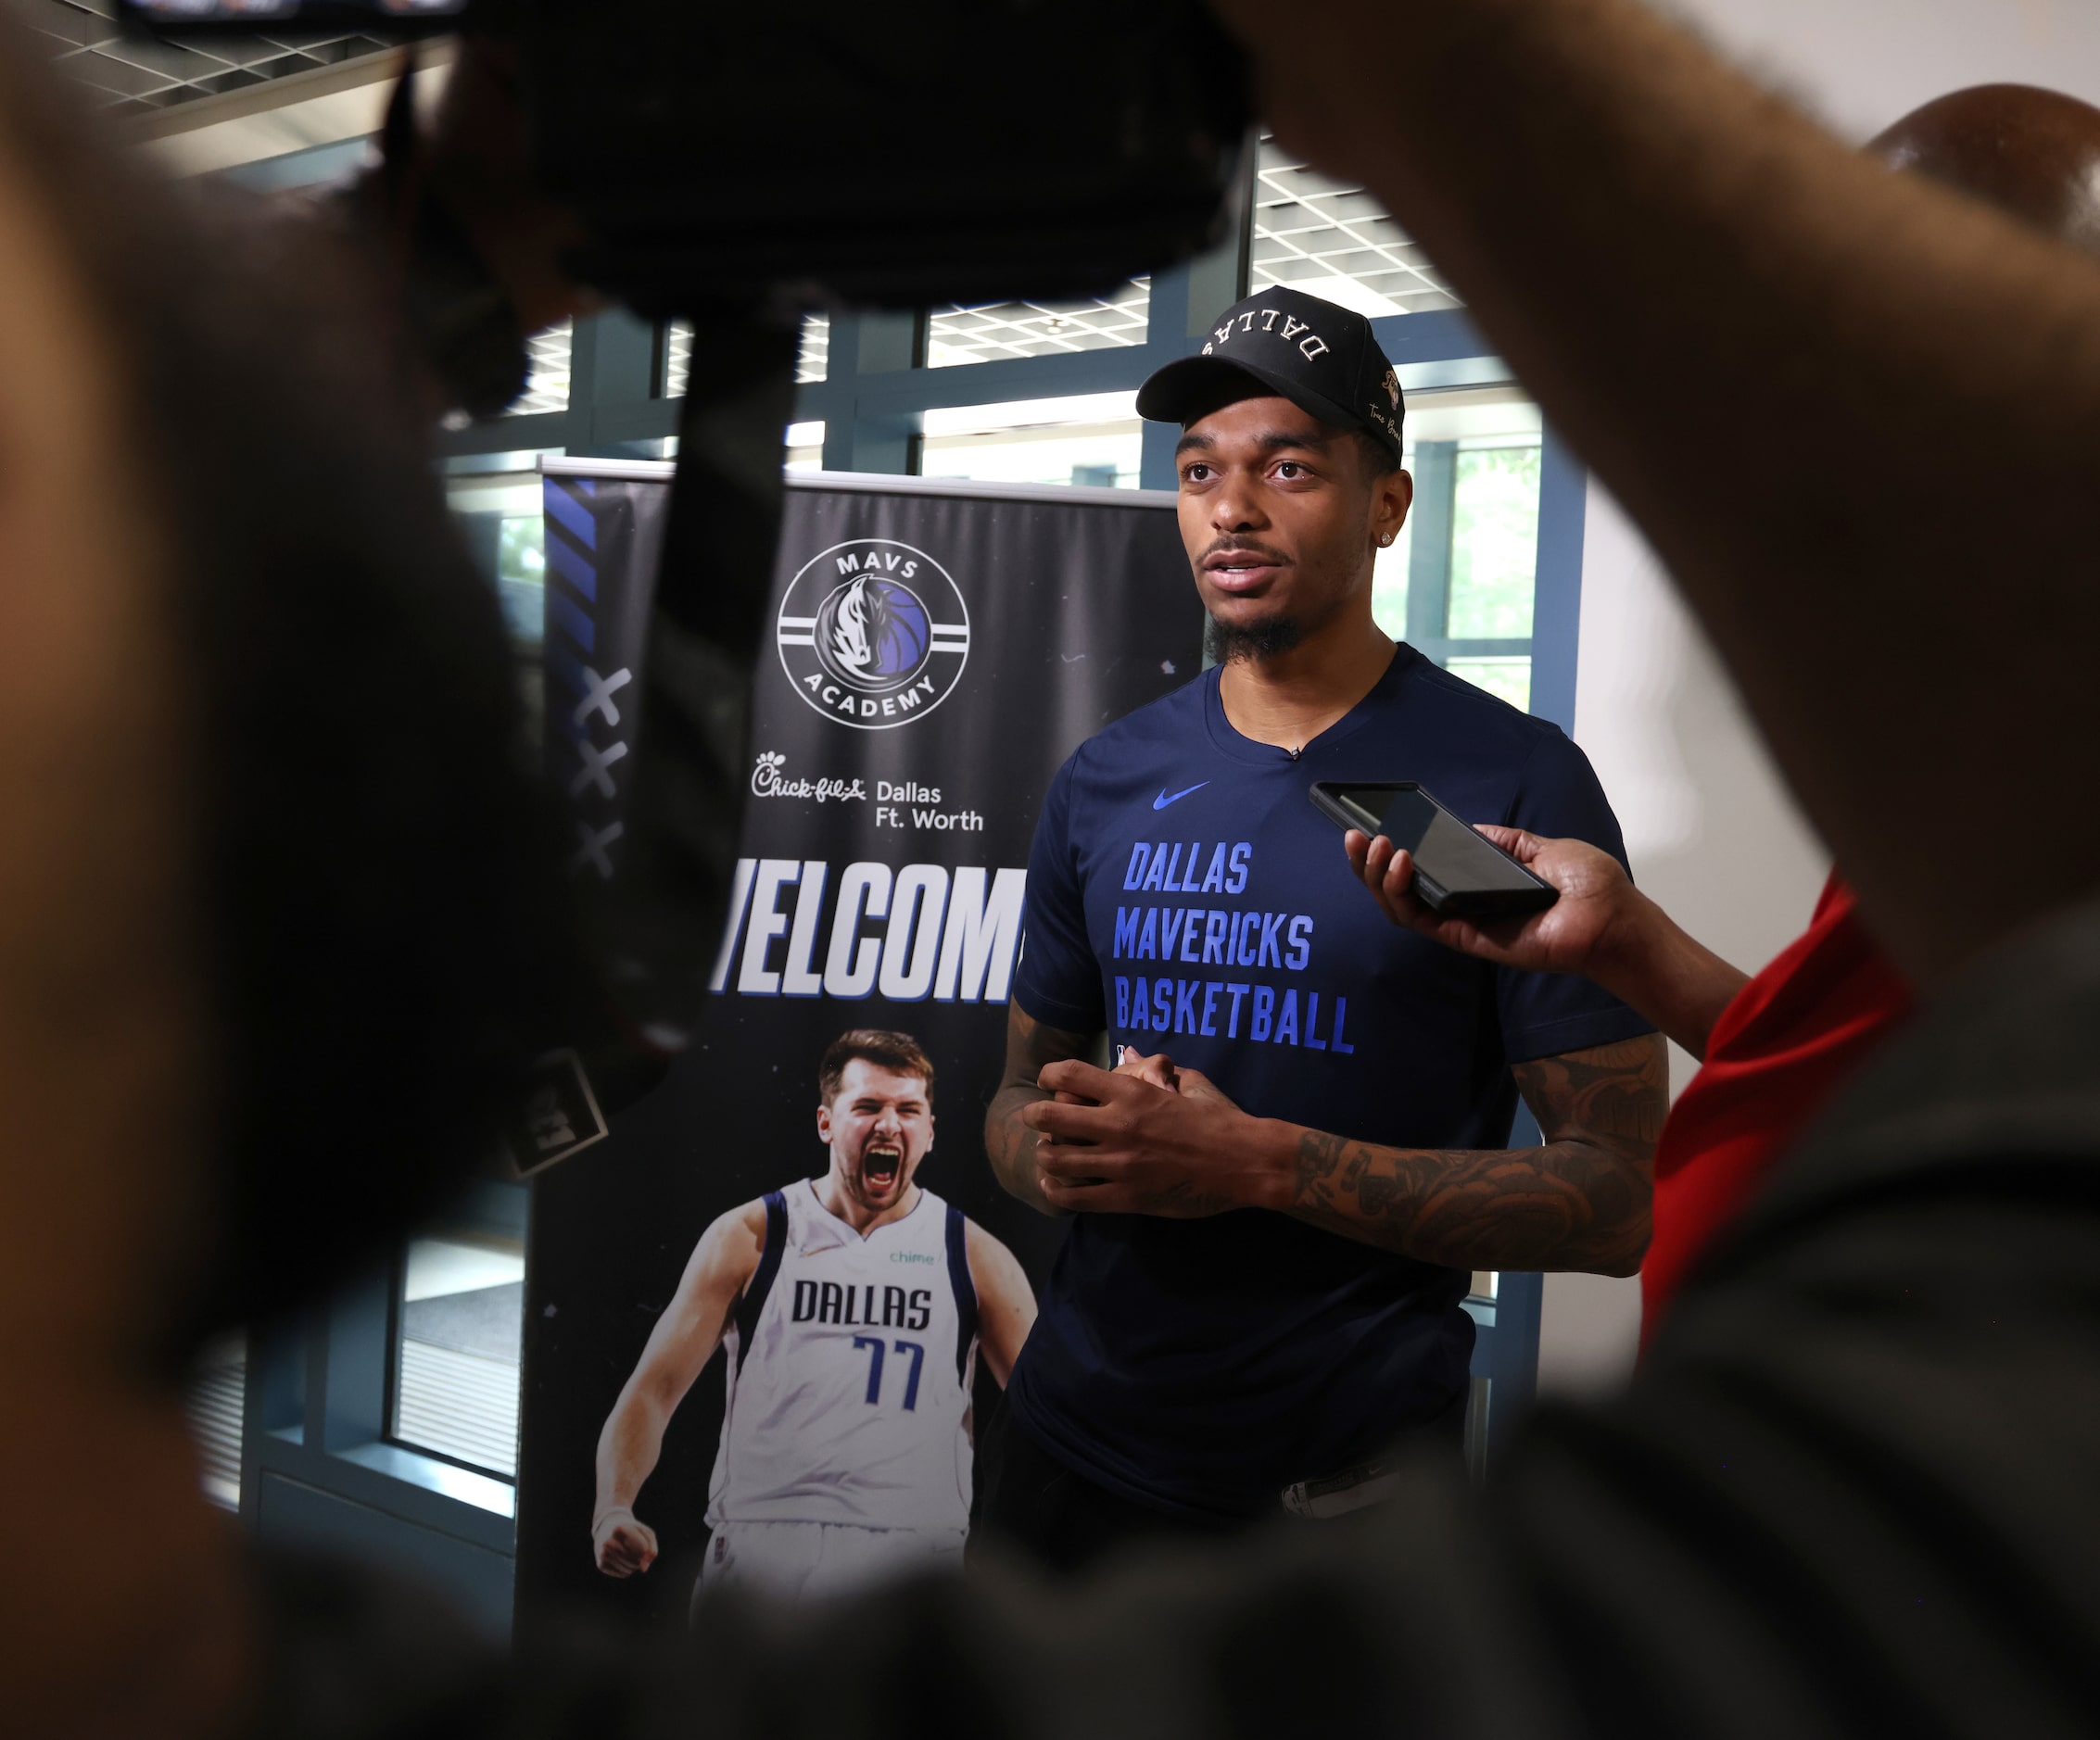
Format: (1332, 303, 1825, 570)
(1252, 136, 1461, 317)
(20, 0, 394, 109)
(662, 321, 689, 401)
(927, 278, 1150, 368)
(793, 314, 829, 385)
(505, 320, 573, 418)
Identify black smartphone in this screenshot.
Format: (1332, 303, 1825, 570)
(1309, 782, 1559, 919)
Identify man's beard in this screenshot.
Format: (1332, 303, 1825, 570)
(1205, 612, 1303, 663)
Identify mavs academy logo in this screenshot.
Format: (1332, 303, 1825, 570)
(777, 539, 971, 730)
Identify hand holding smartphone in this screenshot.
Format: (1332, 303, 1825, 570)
(1310, 782, 1559, 918)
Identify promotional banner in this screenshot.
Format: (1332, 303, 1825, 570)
(516, 463, 1200, 1622)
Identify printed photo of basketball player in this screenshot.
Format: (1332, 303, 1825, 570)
(589, 1028, 1036, 1603)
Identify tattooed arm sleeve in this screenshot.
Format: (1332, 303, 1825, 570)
(1279, 1033, 1667, 1273)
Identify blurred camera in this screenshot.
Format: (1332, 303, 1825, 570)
(119, 0, 1253, 317)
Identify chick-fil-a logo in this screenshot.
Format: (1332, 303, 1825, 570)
(750, 750, 867, 804)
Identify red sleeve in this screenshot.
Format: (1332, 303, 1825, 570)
(1640, 876, 1912, 1347)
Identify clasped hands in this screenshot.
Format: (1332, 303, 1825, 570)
(1021, 1049, 1289, 1217)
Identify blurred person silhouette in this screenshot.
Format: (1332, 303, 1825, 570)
(15, 3, 2100, 1738)
(0, 20, 583, 1738)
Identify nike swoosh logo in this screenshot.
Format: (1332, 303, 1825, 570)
(1153, 782, 1209, 811)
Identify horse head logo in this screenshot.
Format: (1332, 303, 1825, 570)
(816, 573, 930, 688)
(828, 575, 890, 675)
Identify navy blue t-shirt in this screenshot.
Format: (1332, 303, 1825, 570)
(1007, 646, 1654, 1517)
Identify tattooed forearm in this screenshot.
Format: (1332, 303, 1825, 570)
(1288, 1131, 1644, 1272)
(984, 1002, 1098, 1217)
(1284, 1035, 1668, 1273)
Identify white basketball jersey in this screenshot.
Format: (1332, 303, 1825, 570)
(708, 1180, 980, 1532)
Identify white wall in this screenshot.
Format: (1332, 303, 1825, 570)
(1537, 0, 2100, 1395)
(1659, 0, 2100, 137)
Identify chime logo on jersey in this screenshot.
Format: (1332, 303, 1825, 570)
(777, 539, 971, 731)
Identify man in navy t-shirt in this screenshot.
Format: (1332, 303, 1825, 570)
(980, 286, 1667, 1569)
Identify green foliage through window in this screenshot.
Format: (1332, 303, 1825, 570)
(1448, 447, 1540, 639)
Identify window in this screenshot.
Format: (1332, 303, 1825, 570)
(1442, 442, 1542, 710)
(1448, 446, 1543, 640)
(1252, 138, 1459, 317)
(918, 392, 1142, 490)
(492, 512, 547, 646)
(926, 280, 1151, 368)
(446, 473, 549, 641)
(392, 1232, 525, 1478)
(607, 423, 825, 473)
(785, 420, 825, 473)
(184, 1332, 247, 1511)
(1371, 387, 1545, 712)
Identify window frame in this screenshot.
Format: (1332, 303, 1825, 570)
(241, 1262, 517, 1578)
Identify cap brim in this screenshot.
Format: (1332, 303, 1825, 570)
(1135, 355, 1396, 460)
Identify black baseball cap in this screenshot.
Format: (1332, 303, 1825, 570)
(1136, 285, 1404, 465)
